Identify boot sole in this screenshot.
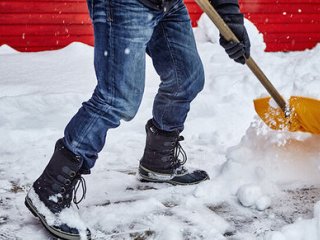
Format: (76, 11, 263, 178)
(25, 195, 91, 240)
(138, 166, 209, 186)
(138, 174, 208, 185)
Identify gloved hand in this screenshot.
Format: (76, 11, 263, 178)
(210, 0, 251, 64)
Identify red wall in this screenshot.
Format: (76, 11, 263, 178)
(240, 0, 320, 52)
(185, 0, 320, 52)
(0, 0, 319, 52)
(0, 0, 93, 52)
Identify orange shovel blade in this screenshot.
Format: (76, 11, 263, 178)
(254, 96, 320, 134)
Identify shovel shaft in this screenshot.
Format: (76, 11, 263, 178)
(195, 0, 287, 113)
(245, 58, 287, 112)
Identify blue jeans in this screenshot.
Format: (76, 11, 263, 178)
(63, 0, 205, 170)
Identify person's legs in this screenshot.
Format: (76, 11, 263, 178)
(139, 0, 209, 185)
(26, 1, 162, 239)
(64, 0, 162, 171)
(148, 0, 205, 132)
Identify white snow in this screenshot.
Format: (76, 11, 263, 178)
(237, 184, 263, 208)
(27, 188, 88, 239)
(265, 201, 320, 240)
(0, 44, 18, 55)
(256, 196, 272, 211)
(0, 14, 320, 240)
(48, 193, 63, 203)
(124, 48, 131, 55)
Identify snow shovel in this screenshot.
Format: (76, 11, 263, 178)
(195, 0, 320, 134)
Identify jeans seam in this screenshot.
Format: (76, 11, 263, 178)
(158, 22, 181, 130)
(90, 0, 94, 21)
(107, 0, 113, 22)
(109, 19, 115, 108)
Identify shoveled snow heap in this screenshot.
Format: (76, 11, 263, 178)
(0, 14, 320, 240)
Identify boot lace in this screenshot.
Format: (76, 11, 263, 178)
(172, 136, 187, 169)
(72, 176, 87, 209)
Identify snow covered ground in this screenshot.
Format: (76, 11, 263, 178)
(0, 15, 320, 240)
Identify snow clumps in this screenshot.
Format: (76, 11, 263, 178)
(237, 184, 271, 211)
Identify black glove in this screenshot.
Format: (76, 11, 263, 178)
(210, 0, 251, 64)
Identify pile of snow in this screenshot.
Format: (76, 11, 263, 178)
(195, 14, 266, 53)
(0, 14, 320, 240)
(0, 44, 18, 55)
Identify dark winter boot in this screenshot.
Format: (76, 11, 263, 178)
(25, 139, 91, 240)
(139, 119, 209, 185)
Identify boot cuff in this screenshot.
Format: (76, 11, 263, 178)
(146, 119, 179, 138)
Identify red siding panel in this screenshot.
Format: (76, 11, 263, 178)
(0, 0, 93, 51)
(185, 0, 320, 51)
(0, 1, 88, 13)
(0, 25, 92, 36)
(0, 0, 319, 52)
(1, 35, 93, 51)
(240, 1, 320, 51)
(0, 13, 92, 25)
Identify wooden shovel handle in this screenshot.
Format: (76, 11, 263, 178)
(195, 0, 288, 113)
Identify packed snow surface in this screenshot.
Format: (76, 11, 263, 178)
(0, 15, 320, 240)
